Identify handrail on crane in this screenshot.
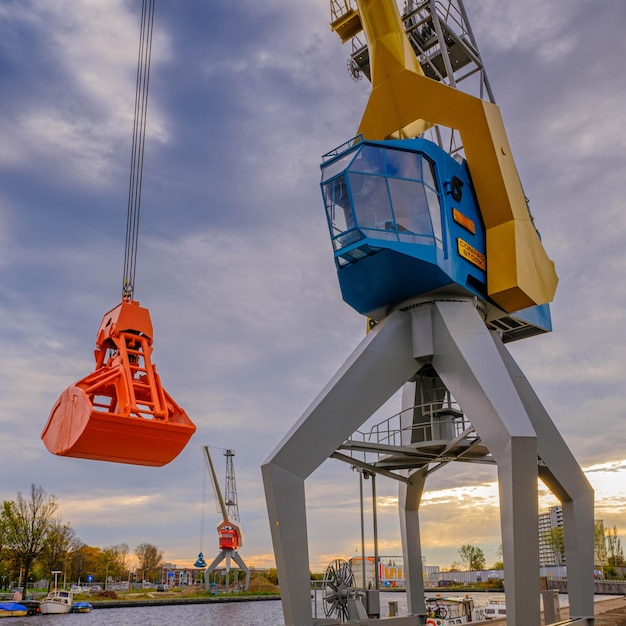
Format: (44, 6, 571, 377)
(330, 0, 362, 43)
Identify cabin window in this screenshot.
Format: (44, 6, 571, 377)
(388, 178, 434, 242)
(349, 172, 396, 240)
(323, 174, 363, 249)
(386, 148, 423, 180)
(321, 151, 356, 182)
(321, 144, 443, 250)
(350, 145, 385, 175)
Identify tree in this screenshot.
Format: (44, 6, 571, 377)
(69, 544, 101, 585)
(458, 544, 486, 571)
(135, 543, 163, 581)
(490, 544, 504, 570)
(39, 520, 80, 590)
(99, 543, 130, 585)
(542, 527, 565, 566)
(594, 521, 608, 577)
(606, 526, 625, 568)
(2, 485, 58, 595)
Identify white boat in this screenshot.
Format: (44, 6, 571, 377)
(425, 596, 485, 624)
(483, 600, 507, 620)
(39, 589, 73, 614)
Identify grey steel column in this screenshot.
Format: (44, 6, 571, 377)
(262, 312, 422, 626)
(427, 300, 541, 625)
(493, 335, 595, 623)
(398, 468, 427, 618)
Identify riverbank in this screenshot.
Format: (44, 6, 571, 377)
(86, 593, 281, 609)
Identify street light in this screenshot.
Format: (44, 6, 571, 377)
(104, 561, 114, 591)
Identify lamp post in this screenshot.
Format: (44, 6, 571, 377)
(104, 561, 113, 591)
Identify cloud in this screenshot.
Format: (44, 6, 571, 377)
(0, 0, 169, 186)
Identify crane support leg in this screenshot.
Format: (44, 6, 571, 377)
(204, 550, 229, 590)
(204, 549, 250, 592)
(493, 337, 595, 622)
(262, 313, 422, 626)
(398, 468, 427, 618)
(263, 298, 594, 626)
(230, 551, 251, 591)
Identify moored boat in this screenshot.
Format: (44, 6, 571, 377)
(0, 602, 28, 618)
(39, 589, 73, 614)
(425, 596, 485, 624)
(483, 600, 507, 620)
(72, 601, 93, 613)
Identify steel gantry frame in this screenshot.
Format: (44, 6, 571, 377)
(263, 298, 594, 626)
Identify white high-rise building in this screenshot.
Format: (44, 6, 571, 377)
(538, 506, 564, 567)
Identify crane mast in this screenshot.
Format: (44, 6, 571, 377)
(223, 449, 240, 523)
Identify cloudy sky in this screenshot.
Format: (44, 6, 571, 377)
(1, 0, 625, 576)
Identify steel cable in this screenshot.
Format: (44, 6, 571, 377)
(123, 0, 156, 300)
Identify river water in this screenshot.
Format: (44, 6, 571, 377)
(5, 591, 591, 625)
(7, 600, 285, 626)
(5, 592, 405, 625)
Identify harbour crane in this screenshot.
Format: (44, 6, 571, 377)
(40, 0, 196, 466)
(201, 446, 250, 592)
(263, 1, 594, 625)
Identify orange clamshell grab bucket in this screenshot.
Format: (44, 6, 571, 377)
(41, 300, 196, 466)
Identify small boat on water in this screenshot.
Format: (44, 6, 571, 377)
(425, 596, 485, 625)
(39, 589, 73, 614)
(0, 602, 28, 618)
(483, 600, 507, 620)
(72, 601, 93, 613)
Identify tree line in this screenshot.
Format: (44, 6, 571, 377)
(451, 522, 624, 577)
(1, 484, 165, 592)
(595, 521, 625, 578)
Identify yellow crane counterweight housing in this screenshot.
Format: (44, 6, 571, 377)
(353, 0, 558, 312)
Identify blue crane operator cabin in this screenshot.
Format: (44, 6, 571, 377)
(320, 137, 551, 342)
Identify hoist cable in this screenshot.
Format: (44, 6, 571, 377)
(123, 0, 156, 300)
(200, 450, 207, 553)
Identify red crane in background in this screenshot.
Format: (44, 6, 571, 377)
(200, 446, 250, 592)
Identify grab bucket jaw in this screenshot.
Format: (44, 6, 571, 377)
(41, 300, 196, 466)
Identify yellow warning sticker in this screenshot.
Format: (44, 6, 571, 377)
(457, 238, 486, 270)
